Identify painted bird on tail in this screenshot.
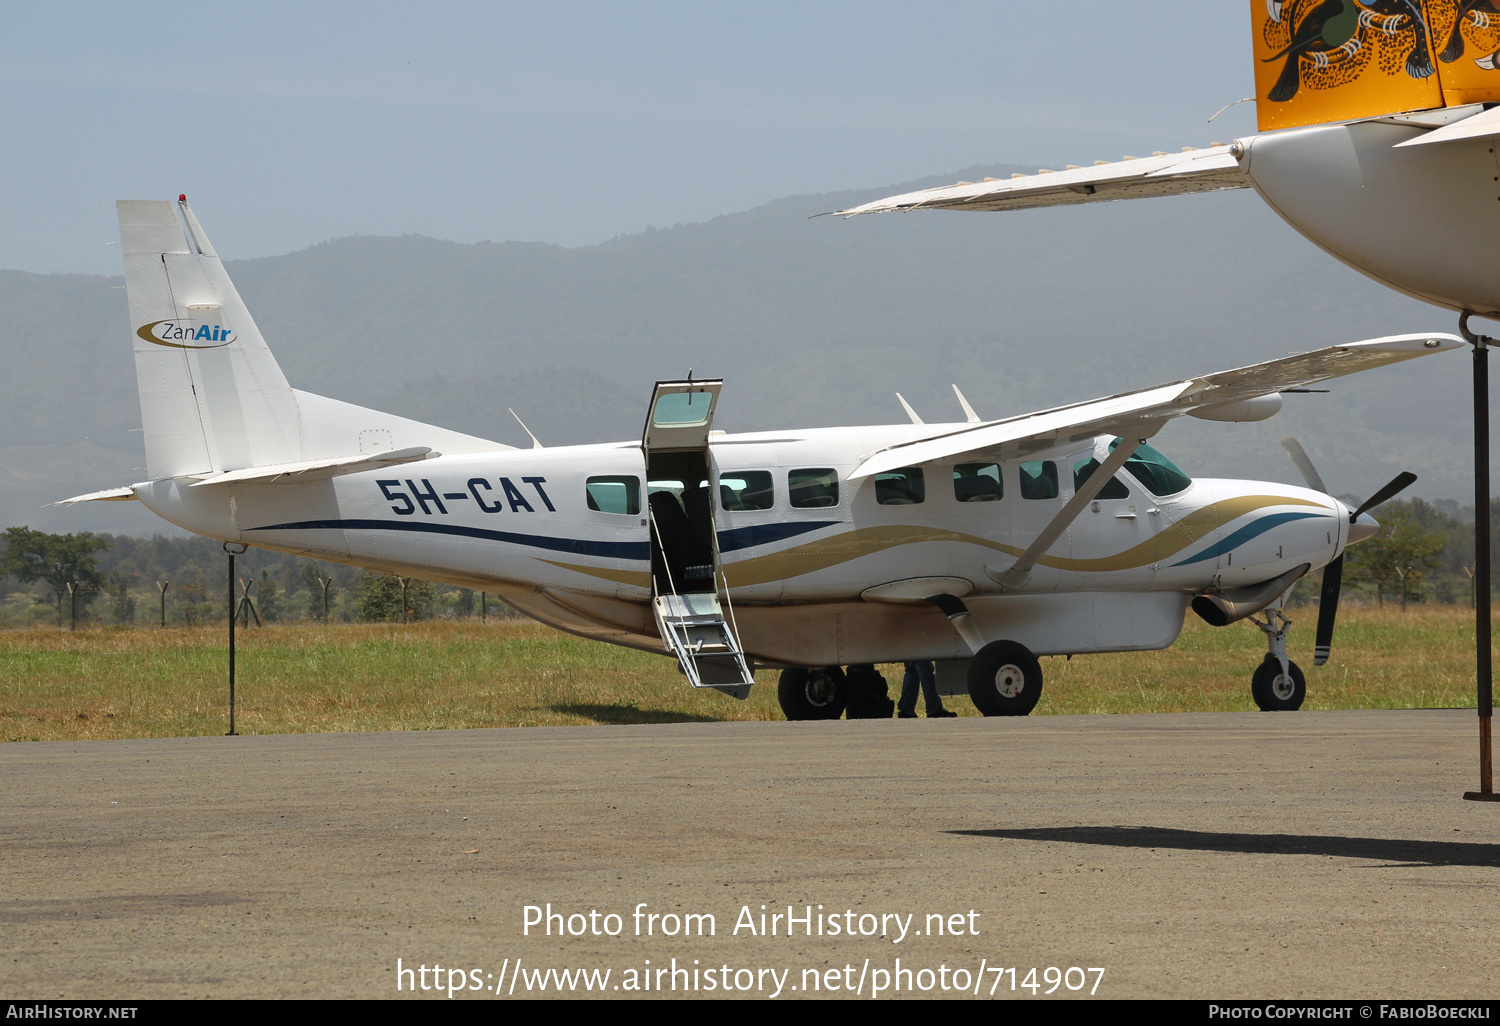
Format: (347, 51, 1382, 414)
(1264, 0, 1434, 103)
(1363, 0, 1436, 78)
(1440, 0, 1500, 64)
(1264, 0, 1362, 102)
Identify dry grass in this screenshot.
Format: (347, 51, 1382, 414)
(0, 605, 1483, 741)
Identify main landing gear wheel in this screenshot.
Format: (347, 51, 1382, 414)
(967, 641, 1043, 716)
(1251, 656, 1306, 712)
(778, 666, 848, 721)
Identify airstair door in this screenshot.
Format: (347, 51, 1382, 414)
(642, 379, 755, 697)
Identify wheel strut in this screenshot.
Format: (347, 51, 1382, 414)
(1249, 607, 1292, 685)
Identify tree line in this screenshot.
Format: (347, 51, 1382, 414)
(0, 529, 517, 628)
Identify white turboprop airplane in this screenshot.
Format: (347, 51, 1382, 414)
(61, 198, 1460, 719)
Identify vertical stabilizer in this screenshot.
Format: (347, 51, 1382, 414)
(1251, 1, 1500, 132)
(119, 198, 301, 479)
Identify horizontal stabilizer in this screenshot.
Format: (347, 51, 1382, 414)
(836, 147, 1246, 217)
(187, 446, 437, 487)
(49, 486, 139, 507)
(851, 333, 1462, 478)
(1393, 105, 1500, 148)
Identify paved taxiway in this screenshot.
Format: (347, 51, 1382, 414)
(2, 709, 1496, 999)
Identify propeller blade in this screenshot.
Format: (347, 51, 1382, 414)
(1278, 437, 1328, 493)
(1351, 471, 1417, 521)
(1314, 555, 1343, 666)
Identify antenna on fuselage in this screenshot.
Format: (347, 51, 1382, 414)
(895, 393, 924, 425)
(508, 408, 544, 449)
(952, 384, 981, 423)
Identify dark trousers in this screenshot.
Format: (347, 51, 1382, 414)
(899, 661, 943, 714)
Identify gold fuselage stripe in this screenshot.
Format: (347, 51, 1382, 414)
(540, 494, 1327, 588)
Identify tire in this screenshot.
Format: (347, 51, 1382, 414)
(966, 641, 1043, 716)
(1251, 656, 1306, 711)
(778, 666, 849, 720)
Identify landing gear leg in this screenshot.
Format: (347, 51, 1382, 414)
(1247, 607, 1305, 711)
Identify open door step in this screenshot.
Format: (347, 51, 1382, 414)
(653, 593, 755, 693)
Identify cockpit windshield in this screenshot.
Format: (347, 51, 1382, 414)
(1111, 439, 1192, 496)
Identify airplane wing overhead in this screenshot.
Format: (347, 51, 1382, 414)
(850, 333, 1462, 479)
(836, 146, 1247, 217)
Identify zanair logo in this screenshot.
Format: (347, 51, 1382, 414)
(137, 320, 236, 349)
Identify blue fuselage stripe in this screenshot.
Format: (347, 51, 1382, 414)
(247, 517, 843, 561)
(1170, 512, 1326, 567)
(249, 519, 651, 560)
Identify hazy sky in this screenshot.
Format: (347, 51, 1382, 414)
(3, 2, 1255, 275)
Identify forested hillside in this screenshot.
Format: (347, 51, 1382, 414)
(0, 164, 1471, 539)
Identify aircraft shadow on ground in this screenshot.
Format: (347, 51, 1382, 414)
(545, 703, 722, 725)
(949, 826, 1500, 869)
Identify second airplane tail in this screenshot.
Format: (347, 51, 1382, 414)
(1252, 0, 1500, 131)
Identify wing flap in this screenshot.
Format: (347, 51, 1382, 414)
(850, 333, 1462, 478)
(836, 146, 1248, 217)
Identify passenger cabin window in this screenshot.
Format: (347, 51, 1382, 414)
(1114, 440, 1193, 496)
(789, 468, 839, 508)
(720, 471, 774, 511)
(586, 475, 641, 515)
(953, 463, 1002, 502)
(1072, 457, 1130, 500)
(1019, 461, 1058, 500)
(875, 467, 925, 505)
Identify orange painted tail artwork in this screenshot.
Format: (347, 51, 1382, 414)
(1253, 0, 1500, 130)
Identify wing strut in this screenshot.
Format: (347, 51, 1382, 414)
(988, 431, 1157, 592)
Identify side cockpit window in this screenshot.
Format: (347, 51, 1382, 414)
(1073, 457, 1130, 500)
(1116, 440, 1193, 496)
(790, 468, 839, 508)
(586, 475, 641, 515)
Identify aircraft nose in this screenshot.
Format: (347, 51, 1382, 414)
(1346, 511, 1380, 546)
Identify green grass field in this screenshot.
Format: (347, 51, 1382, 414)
(0, 605, 1483, 742)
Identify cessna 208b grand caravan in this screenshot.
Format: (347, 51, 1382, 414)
(61, 199, 1460, 719)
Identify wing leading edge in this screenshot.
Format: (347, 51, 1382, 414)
(850, 333, 1462, 479)
(836, 146, 1247, 217)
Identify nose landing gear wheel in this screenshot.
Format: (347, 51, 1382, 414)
(967, 640, 1043, 716)
(1251, 656, 1306, 711)
(778, 666, 849, 720)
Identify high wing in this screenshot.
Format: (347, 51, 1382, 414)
(835, 145, 1246, 217)
(850, 333, 1461, 479)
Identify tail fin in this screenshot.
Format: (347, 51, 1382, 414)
(1251, 1, 1500, 132)
(119, 198, 509, 481)
(120, 198, 300, 479)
